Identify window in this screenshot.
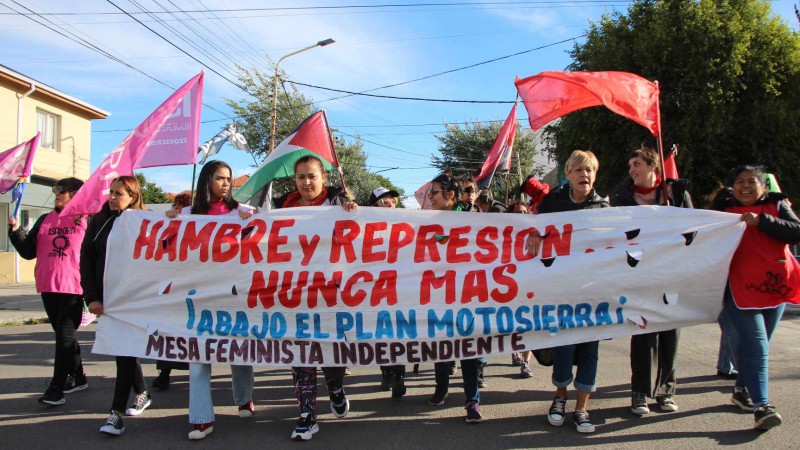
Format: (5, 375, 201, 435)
(36, 109, 59, 151)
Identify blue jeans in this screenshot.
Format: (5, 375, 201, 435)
(723, 295, 785, 407)
(551, 341, 599, 393)
(434, 359, 480, 404)
(716, 302, 739, 374)
(189, 363, 254, 424)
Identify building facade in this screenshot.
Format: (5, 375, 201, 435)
(0, 65, 108, 284)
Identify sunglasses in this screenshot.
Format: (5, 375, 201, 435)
(464, 187, 475, 194)
(427, 188, 445, 197)
(52, 186, 71, 194)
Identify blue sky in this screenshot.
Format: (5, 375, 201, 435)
(1, 1, 797, 207)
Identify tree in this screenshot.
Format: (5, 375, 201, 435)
(225, 65, 317, 161)
(431, 119, 546, 200)
(225, 66, 406, 205)
(546, 0, 800, 205)
(135, 172, 170, 204)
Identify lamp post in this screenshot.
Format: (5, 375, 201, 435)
(269, 38, 335, 153)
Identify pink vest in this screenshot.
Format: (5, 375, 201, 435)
(34, 212, 86, 295)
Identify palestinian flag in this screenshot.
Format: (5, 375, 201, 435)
(234, 110, 339, 202)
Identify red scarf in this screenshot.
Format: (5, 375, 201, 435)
(282, 188, 329, 208)
(632, 177, 662, 195)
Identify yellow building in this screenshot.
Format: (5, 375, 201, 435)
(0, 65, 108, 284)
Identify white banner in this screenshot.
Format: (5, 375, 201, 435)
(93, 206, 744, 366)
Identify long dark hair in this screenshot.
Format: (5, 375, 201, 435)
(192, 160, 238, 214)
(431, 173, 465, 210)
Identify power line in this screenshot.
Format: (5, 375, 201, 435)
(0, 2, 637, 16)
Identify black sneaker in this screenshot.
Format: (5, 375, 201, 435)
(573, 410, 595, 433)
(754, 404, 782, 430)
(731, 387, 755, 412)
(631, 392, 649, 415)
(329, 388, 349, 418)
(291, 413, 319, 441)
(465, 401, 482, 423)
(429, 387, 448, 405)
(151, 371, 170, 390)
(547, 397, 567, 426)
(125, 391, 152, 416)
(64, 374, 88, 394)
(100, 411, 125, 436)
(38, 385, 65, 406)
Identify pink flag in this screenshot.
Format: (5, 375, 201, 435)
(414, 181, 433, 210)
(475, 104, 517, 189)
(134, 73, 204, 168)
(61, 73, 204, 219)
(0, 133, 39, 194)
(515, 71, 661, 136)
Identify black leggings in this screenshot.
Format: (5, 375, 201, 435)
(111, 357, 147, 413)
(41, 293, 84, 388)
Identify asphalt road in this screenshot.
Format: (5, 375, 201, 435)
(1, 287, 798, 449)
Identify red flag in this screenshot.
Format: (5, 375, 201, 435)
(664, 145, 679, 179)
(61, 73, 204, 219)
(515, 71, 661, 136)
(475, 105, 517, 189)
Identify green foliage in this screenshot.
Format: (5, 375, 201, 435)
(135, 172, 170, 204)
(548, 0, 800, 205)
(431, 118, 545, 200)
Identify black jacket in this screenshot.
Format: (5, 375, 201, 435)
(273, 186, 348, 209)
(537, 184, 610, 214)
(80, 206, 121, 304)
(482, 201, 508, 213)
(712, 189, 800, 244)
(8, 212, 50, 260)
(611, 179, 693, 208)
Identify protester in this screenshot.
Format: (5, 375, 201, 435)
(711, 165, 800, 430)
(164, 161, 256, 440)
(526, 150, 609, 433)
(9, 177, 87, 406)
(150, 192, 193, 390)
(367, 187, 409, 399)
(475, 191, 507, 213)
(506, 199, 533, 378)
(273, 155, 357, 441)
(82, 176, 149, 436)
(611, 147, 692, 416)
(458, 176, 480, 212)
(426, 173, 484, 423)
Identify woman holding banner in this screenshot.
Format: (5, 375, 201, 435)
(526, 150, 609, 434)
(711, 166, 800, 430)
(611, 147, 692, 416)
(425, 173, 484, 424)
(274, 154, 357, 441)
(165, 161, 256, 440)
(82, 176, 149, 436)
(9, 177, 87, 406)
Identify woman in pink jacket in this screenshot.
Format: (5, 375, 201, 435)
(8, 177, 87, 406)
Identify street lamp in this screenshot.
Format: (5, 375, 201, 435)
(270, 38, 335, 153)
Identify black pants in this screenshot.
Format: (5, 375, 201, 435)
(41, 292, 84, 388)
(630, 329, 679, 398)
(111, 356, 147, 413)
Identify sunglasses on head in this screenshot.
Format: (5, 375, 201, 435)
(464, 187, 475, 194)
(52, 186, 70, 194)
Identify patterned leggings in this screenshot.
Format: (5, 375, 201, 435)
(292, 366, 346, 419)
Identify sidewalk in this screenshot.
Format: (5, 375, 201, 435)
(0, 283, 45, 324)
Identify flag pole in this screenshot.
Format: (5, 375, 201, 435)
(321, 110, 348, 194)
(504, 171, 510, 206)
(190, 163, 197, 202)
(654, 81, 671, 206)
